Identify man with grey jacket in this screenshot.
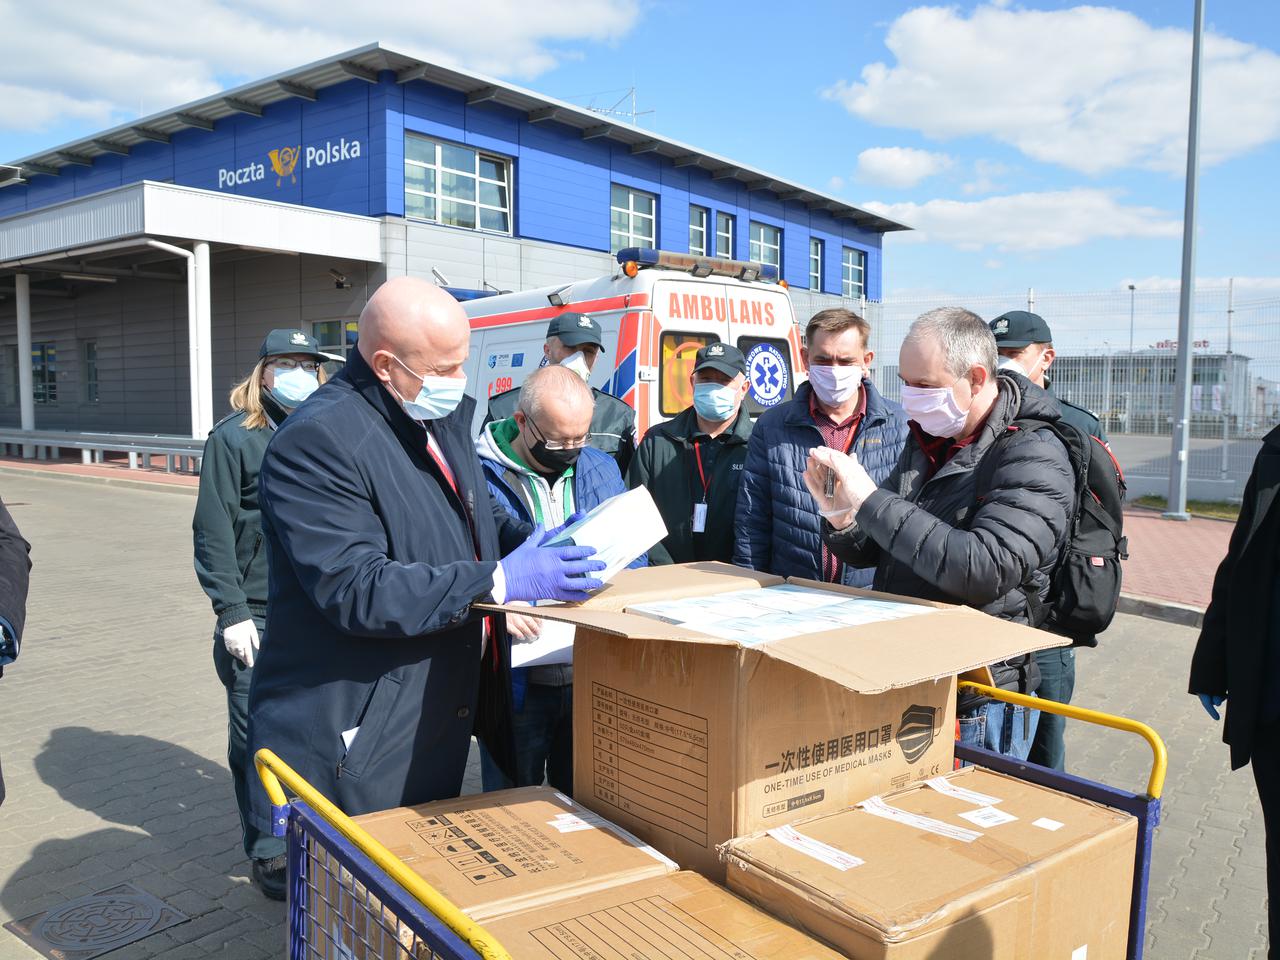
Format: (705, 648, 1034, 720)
(804, 307, 1075, 760)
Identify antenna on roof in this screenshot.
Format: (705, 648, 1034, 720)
(563, 86, 654, 126)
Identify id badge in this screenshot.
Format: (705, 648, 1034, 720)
(692, 502, 708, 533)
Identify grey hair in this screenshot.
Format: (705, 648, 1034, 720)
(517, 364, 593, 421)
(905, 307, 998, 378)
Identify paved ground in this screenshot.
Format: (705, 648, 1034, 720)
(0, 473, 1267, 958)
(1121, 507, 1233, 611)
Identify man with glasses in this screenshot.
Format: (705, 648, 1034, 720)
(476, 365, 645, 793)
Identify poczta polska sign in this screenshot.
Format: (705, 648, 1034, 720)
(217, 137, 363, 190)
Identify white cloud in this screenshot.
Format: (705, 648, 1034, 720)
(862, 188, 1181, 253)
(0, 0, 640, 133)
(962, 159, 1011, 196)
(854, 146, 952, 188)
(827, 174, 847, 192)
(825, 4, 1280, 174)
(1122, 276, 1280, 295)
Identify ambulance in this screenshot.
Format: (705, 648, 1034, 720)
(462, 248, 806, 439)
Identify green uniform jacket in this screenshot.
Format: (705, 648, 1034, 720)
(485, 385, 637, 475)
(626, 406, 753, 565)
(193, 402, 281, 628)
(1046, 380, 1107, 443)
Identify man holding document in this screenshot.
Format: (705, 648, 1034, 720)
(477, 365, 647, 793)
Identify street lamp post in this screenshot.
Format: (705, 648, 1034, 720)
(1127, 284, 1136, 433)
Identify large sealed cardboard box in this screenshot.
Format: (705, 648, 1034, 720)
(721, 767, 1138, 959)
(482, 870, 847, 959)
(485, 562, 1064, 877)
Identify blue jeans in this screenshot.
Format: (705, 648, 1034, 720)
(958, 697, 1040, 761)
(1029, 647, 1075, 771)
(479, 682, 574, 795)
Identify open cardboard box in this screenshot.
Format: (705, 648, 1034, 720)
(482, 562, 1066, 878)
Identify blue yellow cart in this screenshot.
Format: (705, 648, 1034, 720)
(255, 683, 1167, 959)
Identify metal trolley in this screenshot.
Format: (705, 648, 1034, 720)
(257, 685, 1167, 960)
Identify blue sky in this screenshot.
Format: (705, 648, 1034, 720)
(3, 0, 1278, 299)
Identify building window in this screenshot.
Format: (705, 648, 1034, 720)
(83, 341, 98, 403)
(32, 342, 56, 404)
(404, 133, 511, 234)
(610, 184, 657, 252)
(809, 238, 823, 291)
(842, 246, 866, 300)
(715, 213, 735, 258)
(689, 205, 708, 257)
(749, 222, 781, 267)
(660, 331, 720, 416)
(313, 320, 359, 357)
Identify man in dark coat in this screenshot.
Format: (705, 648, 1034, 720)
(0, 499, 30, 807)
(484, 313, 636, 473)
(735, 308, 908, 587)
(246, 278, 604, 832)
(1190, 424, 1280, 952)
(628, 342, 752, 565)
(806, 307, 1075, 760)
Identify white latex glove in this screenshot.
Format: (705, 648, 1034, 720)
(803, 446, 879, 530)
(505, 604, 543, 643)
(223, 619, 260, 668)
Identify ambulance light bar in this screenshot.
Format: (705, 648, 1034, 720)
(615, 248, 781, 284)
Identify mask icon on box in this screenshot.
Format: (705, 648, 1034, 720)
(896, 704, 940, 763)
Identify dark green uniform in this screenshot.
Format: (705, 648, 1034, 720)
(193, 398, 286, 861)
(626, 406, 752, 565)
(1046, 378, 1108, 444)
(485, 385, 637, 475)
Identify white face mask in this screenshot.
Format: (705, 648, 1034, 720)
(807, 364, 863, 406)
(900, 382, 970, 439)
(560, 351, 591, 382)
(997, 356, 1026, 376)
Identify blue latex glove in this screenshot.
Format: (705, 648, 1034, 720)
(1197, 693, 1226, 721)
(501, 523, 606, 603)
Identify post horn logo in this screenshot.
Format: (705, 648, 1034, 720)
(895, 704, 941, 764)
(268, 146, 302, 187)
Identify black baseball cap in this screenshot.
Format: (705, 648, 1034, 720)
(259, 329, 326, 361)
(693, 342, 746, 378)
(989, 311, 1053, 348)
(546, 312, 604, 350)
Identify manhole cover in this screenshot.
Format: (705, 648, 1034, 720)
(3, 882, 188, 960)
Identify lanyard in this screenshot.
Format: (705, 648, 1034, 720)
(692, 441, 711, 503)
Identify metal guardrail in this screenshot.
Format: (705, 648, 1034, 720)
(0, 429, 204, 474)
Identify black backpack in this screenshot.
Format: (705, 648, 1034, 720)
(979, 418, 1129, 645)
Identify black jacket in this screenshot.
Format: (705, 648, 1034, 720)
(824, 374, 1075, 690)
(627, 405, 752, 565)
(246, 349, 530, 828)
(0, 501, 30, 676)
(192, 398, 285, 628)
(486, 385, 636, 474)
(1189, 424, 1280, 769)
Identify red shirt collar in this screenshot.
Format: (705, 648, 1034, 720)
(809, 384, 866, 429)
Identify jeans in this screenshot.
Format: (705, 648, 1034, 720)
(479, 682, 574, 795)
(958, 697, 1040, 761)
(1028, 647, 1076, 771)
(213, 618, 285, 862)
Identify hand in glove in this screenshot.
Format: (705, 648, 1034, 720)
(223, 619, 260, 668)
(505, 603, 543, 642)
(803, 446, 878, 530)
(1196, 693, 1226, 721)
(501, 523, 605, 603)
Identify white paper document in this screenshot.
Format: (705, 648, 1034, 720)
(628, 584, 935, 644)
(508, 618, 577, 669)
(544, 486, 667, 583)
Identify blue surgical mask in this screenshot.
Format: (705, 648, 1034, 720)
(390, 355, 467, 421)
(693, 382, 739, 422)
(270, 366, 319, 407)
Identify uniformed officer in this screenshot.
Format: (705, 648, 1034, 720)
(483, 313, 636, 473)
(989, 309, 1107, 773)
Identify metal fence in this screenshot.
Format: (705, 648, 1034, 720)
(789, 286, 1280, 502)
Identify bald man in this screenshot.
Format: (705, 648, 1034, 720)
(245, 278, 604, 862)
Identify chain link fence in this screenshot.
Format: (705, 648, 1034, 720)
(789, 286, 1280, 502)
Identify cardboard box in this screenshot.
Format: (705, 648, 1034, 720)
(484, 562, 1064, 878)
(482, 870, 847, 959)
(721, 767, 1138, 959)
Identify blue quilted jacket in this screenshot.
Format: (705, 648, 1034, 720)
(733, 380, 909, 587)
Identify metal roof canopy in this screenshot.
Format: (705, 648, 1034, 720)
(3, 43, 910, 235)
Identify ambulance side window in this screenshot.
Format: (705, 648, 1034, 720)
(737, 336, 794, 417)
(660, 332, 720, 416)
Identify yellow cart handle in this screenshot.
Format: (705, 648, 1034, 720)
(958, 681, 1168, 800)
(255, 748, 513, 960)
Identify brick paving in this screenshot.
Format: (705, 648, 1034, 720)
(0, 472, 1267, 958)
(1122, 507, 1234, 611)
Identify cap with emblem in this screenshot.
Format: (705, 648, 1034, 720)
(259, 329, 327, 361)
(546, 312, 605, 350)
(989, 310, 1053, 348)
(693, 342, 746, 378)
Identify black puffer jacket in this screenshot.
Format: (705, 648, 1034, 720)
(824, 373, 1075, 691)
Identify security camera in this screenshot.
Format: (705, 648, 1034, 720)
(328, 268, 351, 290)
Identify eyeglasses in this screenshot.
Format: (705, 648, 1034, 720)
(525, 411, 590, 450)
(271, 358, 320, 373)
